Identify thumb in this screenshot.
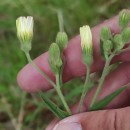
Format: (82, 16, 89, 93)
(49, 107, 130, 130)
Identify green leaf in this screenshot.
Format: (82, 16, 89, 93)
(89, 85, 127, 111)
(39, 92, 69, 119)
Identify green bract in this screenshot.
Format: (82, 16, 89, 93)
(100, 27, 111, 42)
(121, 28, 130, 43)
(113, 34, 123, 51)
(103, 40, 113, 55)
(119, 10, 130, 29)
(56, 32, 68, 51)
(48, 43, 63, 74)
(99, 27, 113, 60)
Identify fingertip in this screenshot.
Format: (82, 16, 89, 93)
(17, 68, 30, 92)
(17, 64, 47, 92)
(17, 53, 54, 92)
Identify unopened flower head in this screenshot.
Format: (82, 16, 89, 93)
(56, 32, 68, 51)
(49, 43, 63, 74)
(80, 25, 93, 66)
(119, 10, 130, 28)
(16, 16, 33, 44)
(80, 25, 92, 55)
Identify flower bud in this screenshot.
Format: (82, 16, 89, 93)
(48, 43, 63, 74)
(121, 28, 130, 43)
(113, 34, 123, 51)
(100, 27, 111, 41)
(56, 32, 68, 51)
(119, 10, 130, 28)
(103, 40, 113, 55)
(80, 25, 93, 66)
(16, 16, 33, 52)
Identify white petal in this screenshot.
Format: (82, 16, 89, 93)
(26, 16, 33, 32)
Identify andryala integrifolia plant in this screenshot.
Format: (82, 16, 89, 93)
(16, 10, 130, 119)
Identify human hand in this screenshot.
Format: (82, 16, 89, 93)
(17, 13, 130, 130)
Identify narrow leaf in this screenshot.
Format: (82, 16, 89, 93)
(89, 86, 127, 111)
(39, 92, 69, 119)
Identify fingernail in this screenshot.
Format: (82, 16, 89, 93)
(53, 122, 82, 130)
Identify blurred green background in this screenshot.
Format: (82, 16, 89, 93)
(0, 0, 130, 130)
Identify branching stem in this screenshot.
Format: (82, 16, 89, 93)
(90, 54, 114, 108)
(25, 52, 71, 114)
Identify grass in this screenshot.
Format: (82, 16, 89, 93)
(0, 0, 130, 129)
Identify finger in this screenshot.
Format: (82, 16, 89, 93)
(70, 62, 130, 113)
(46, 119, 59, 130)
(46, 62, 130, 129)
(17, 12, 130, 92)
(48, 107, 130, 130)
(83, 62, 130, 111)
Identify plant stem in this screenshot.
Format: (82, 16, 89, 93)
(90, 54, 114, 108)
(25, 52, 71, 114)
(117, 47, 130, 54)
(77, 66, 90, 112)
(17, 92, 26, 130)
(57, 10, 64, 32)
(56, 73, 71, 115)
(25, 52, 56, 88)
(59, 68, 63, 87)
(1, 96, 18, 130)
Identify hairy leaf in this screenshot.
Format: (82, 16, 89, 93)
(39, 92, 69, 119)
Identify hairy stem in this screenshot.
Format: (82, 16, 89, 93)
(25, 52, 56, 88)
(78, 66, 90, 112)
(90, 54, 114, 108)
(1, 96, 18, 130)
(56, 73, 71, 115)
(57, 10, 64, 32)
(17, 93, 26, 130)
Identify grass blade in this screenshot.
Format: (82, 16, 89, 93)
(89, 85, 127, 111)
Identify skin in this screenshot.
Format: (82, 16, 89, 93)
(17, 13, 130, 130)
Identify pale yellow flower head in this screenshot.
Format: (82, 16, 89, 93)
(80, 25, 92, 54)
(16, 16, 33, 43)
